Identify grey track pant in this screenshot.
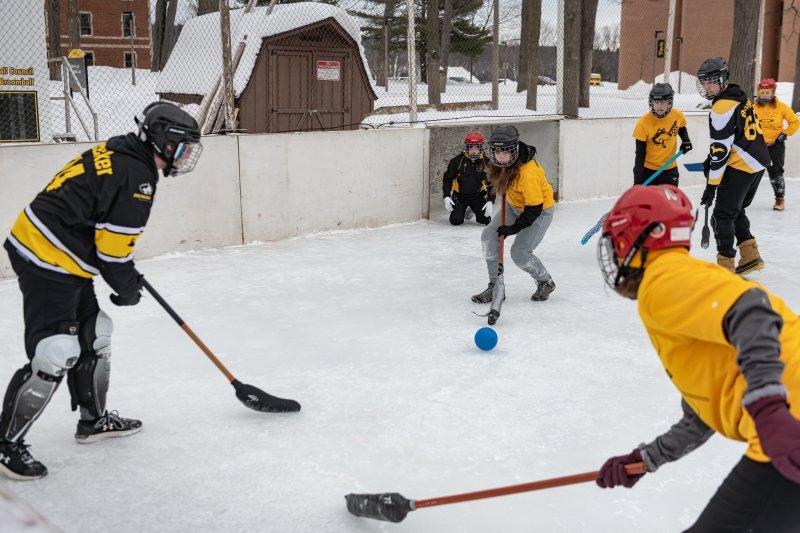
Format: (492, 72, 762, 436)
(480, 201, 553, 283)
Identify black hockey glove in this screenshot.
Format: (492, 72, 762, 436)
(702, 156, 711, 179)
(110, 291, 141, 306)
(110, 272, 143, 306)
(776, 132, 788, 144)
(679, 141, 692, 154)
(700, 184, 717, 208)
(497, 223, 523, 238)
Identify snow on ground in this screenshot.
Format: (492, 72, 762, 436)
(1, 177, 798, 532)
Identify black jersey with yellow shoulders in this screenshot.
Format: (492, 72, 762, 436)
(706, 84, 770, 185)
(4, 133, 158, 297)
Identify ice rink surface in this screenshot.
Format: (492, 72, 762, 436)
(1, 178, 798, 532)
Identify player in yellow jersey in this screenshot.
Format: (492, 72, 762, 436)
(594, 185, 800, 532)
(632, 83, 692, 185)
(696, 57, 771, 275)
(753, 78, 799, 211)
(0, 102, 202, 480)
(471, 125, 556, 303)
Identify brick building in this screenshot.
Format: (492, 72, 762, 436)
(54, 0, 152, 69)
(618, 0, 795, 90)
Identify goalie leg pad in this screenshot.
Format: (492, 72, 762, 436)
(0, 328, 80, 442)
(70, 310, 113, 420)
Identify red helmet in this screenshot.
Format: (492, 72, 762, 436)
(758, 78, 777, 90)
(757, 78, 777, 103)
(598, 185, 694, 298)
(464, 131, 484, 144)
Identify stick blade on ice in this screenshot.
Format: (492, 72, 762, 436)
(233, 380, 301, 412)
(344, 493, 413, 523)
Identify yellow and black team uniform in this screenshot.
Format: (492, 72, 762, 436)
(3, 132, 158, 356)
(442, 152, 494, 225)
(754, 96, 800, 201)
(705, 85, 771, 258)
(632, 108, 689, 185)
(635, 248, 800, 530)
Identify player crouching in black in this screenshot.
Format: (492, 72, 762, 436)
(0, 102, 202, 480)
(442, 131, 495, 225)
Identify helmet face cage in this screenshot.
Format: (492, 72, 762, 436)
(696, 58, 729, 100)
(489, 144, 519, 167)
(648, 83, 674, 118)
(649, 95, 673, 118)
(757, 79, 777, 104)
(464, 132, 484, 161)
(137, 103, 203, 177)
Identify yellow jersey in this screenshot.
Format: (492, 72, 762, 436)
(753, 96, 800, 144)
(638, 248, 800, 462)
(505, 159, 554, 211)
(632, 108, 687, 171)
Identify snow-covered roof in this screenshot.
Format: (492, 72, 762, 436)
(157, 3, 376, 97)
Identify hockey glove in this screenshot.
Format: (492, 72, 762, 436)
(497, 223, 523, 238)
(679, 141, 692, 154)
(482, 201, 493, 218)
(110, 291, 141, 306)
(444, 197, 455, 212)
(702, 156, 711, 179)
(700, 184, 717, 208)
(745, 395, 800, 483)
(596, 448, 647, 489)
(776, 132, 788, 144)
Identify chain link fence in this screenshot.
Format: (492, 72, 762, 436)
(2, 0, 716, 145)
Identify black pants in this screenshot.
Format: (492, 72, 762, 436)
(767, 143, 785, 199)
(8, 249, 100, 358)
(450, 193, 491, 225)
(684, 456, 800, 532)
(712, 167, 764, 258)
(635, 166, 679, 186)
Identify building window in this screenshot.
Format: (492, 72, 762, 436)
(124, 52, 137, 68)
(79, 13, 92, 36)
(84, 52, 94, 66)
(122, 12, 134, 37)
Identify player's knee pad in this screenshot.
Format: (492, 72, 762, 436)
(1, 330, 80, 442)
(70, 310, 113, 419)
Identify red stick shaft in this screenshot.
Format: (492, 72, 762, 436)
(413, 463, 647, 509)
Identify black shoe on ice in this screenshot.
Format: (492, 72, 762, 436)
(75, 410, 142, 444)
(0, 440, 48, 480)
(531, 277, 556, 301)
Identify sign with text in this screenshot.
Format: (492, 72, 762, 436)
(317, 60, 341, 81)
(0, 91, 40, 142)
(656, 39, 666, 58)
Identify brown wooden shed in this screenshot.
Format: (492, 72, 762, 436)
(157, 6, 377, 134)
(239, 18, 377, 133)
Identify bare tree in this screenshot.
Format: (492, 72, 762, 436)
(562, 0, 581, 116)
(539, 21, 556, 46)
(579, 0, 598, 107)
(440, 0, 453, 91)
(782, 1, 800, 108)
(522, 0, 541, 110)
(46, 0, 61, 80)
(728, 0, 760, 97)
(425, 0, 441, 104)
(67, 0, 80, 50)
(152, 0, 178, 71)
(198, 0, 219, 15)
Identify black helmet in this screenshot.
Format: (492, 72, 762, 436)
(648, 83, 674, 118)
(488, 125, 520, 168)
(136, 102, 203, 176)
(696, 57, 728, 100)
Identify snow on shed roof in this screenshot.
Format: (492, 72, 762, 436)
(157, 3, 376, 98)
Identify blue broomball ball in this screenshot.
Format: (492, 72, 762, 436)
(474, 327, 498, 351)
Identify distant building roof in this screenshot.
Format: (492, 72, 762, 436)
(157, 2, 375, 97)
